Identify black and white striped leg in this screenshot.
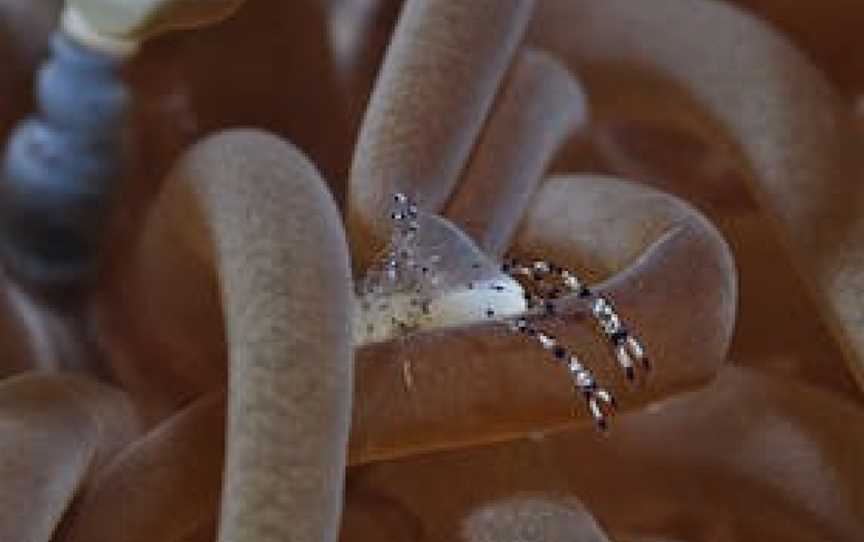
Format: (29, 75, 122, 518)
(590, 295, 651, 380)
(503, 257, 651, 383)
(507, 317, 616, 430)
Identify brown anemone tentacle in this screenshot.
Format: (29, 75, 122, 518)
(94, 152, 226, 425)
(727, 0, 864, 96)
(521, 178, 737, 393)
(349, 177, 734, 464)
(444, 48, 587, 258)
(0, 373, 138, 542)
(60, 391, 225, 542)
(348, 0, 536, 267)
(528, 0, 864, 389)
(348, 366, 864, 541)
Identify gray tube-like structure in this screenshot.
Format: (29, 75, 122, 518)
(1, 32, 128, 286)
(163, 130, 354, 542)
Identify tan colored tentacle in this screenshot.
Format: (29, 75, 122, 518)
(149, 130, 354, 542)
(445, 48, 587, 258)
(529, 0, 864, 388)
(59, 392, 225, 542)
(0, 373, 138, 542)
(348, 0, 535, 267)
(349, 176, 734, 464)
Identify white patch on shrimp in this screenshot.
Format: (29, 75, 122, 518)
(354, 201, 526, 347)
